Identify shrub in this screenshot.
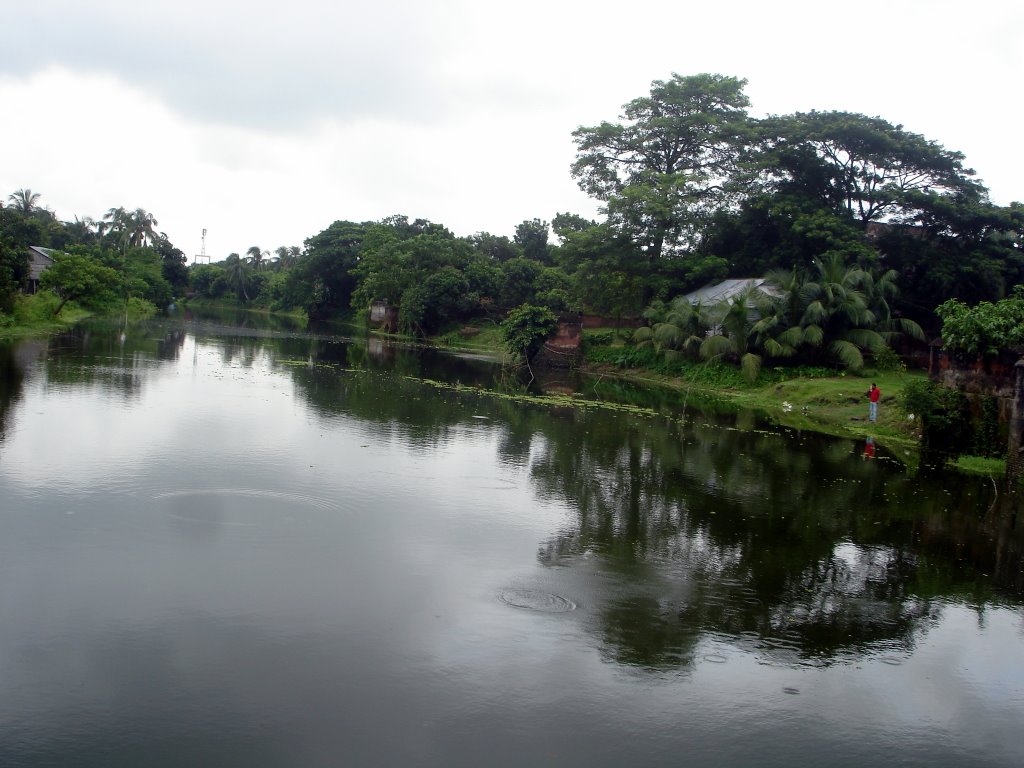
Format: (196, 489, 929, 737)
(901, 380, 971, 467)
(501, 304, 558, 360)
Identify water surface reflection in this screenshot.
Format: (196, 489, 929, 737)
(0, 311, 1021, 767)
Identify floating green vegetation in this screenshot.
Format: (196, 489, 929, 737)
(404, 376, 669, 420)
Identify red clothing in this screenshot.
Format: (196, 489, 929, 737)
(869, 386, 880, 403)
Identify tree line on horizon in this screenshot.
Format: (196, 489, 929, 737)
(3, 73, 1022, 370)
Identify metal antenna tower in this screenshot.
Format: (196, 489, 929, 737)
(194, 228, 210, 265)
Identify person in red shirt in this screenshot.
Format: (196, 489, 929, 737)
(868, 383, 880, 422)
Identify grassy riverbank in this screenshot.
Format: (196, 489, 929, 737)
(425, 322, 1006, 475)
(602, 363, 922, 446)
(0, 294, 92, 339)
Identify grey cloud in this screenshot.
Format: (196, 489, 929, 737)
(1, 1, 466, 130)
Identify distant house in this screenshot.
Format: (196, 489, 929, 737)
(25, 246, 56, 294)
(682, 278, 780, 332)
(681, 278, 779, 307)
(368, 299, 399, 332)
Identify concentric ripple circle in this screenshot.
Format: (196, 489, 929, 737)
(497, 588, 576, 613)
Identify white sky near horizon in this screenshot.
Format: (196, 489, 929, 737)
(1, 0, 1021, 261)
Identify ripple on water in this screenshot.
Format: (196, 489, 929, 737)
(703, 654, 728, 664)
(152, 488, 339, 527)
(497, 588, 576, 613)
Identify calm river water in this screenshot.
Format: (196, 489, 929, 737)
(1, 309, 1022, 767)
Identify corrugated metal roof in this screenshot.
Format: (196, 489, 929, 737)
(27, 246, 56, 281)
(682, 278, 778, 306)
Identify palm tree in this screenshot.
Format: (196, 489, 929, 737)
(699, 286, 766, 382)
(797, 251, 885, 370)
(633, 296, 705, 360)
(274, 245, 301, 270)
(245, 246, 269, 271)
(861, 267, 926, 345)
(65, 216, 98, 244)
(224, 253, 250, 301)
(127, 208, 159, 248)
(7, 188, 41, 213)
(103, 207, 133, 253)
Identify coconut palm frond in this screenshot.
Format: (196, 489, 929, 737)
(740, 352, 762, 383)
(777, 326, 806, 349)
(699, 334, 735, 361)
(827, 339, 865, 370)
(881, 317, 926, 342)
(653, 323, 684, 349)
(801, 300, 827, 326)
(763, 337, 797, 358)
(802, 324, 825, 347)
(843, 328, 885, 352)
(632, 326, 654, 346)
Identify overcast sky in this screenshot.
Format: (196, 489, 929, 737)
(2, 0, 1021, 261)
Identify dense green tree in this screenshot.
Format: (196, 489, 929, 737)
(152, 234, 189, 295)
(701, 192, 878, 277)
(498, 257, 543, 309)
(293, 220, 369, 318)
(39, 250, 122, 315)
(555, 222, 646, 317)
(551, 212, 597, 240)
(572, 73, 750, 261)
(470, 232, 519, 262)
(122, 246, 174, 307)
(0, 207, 40, 310)
(533, 266, 575, 313)
(513, 218, 551, 263)
(189, 264, 227, 298)
(501, 303, 558, 361)
(872, 197, 1024, 324)
(935, 288, 1024, 356)
(399, 266, 469, 335)
(757, 111, 983, 224)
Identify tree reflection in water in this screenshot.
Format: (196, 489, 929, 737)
(17, 312, 1021, 674)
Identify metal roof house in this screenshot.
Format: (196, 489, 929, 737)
(26, 246, 56, 294)
(682, 278, 781, 331)
(681, 278, 778, 307)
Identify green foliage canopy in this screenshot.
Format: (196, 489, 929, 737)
(39, 250, 122, 315)
(935, 289, 1024, 356)
(501, 304, 558, 360)
(572, 73, 750, 261)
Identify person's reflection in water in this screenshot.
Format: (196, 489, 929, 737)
(863, 436, 875, 459)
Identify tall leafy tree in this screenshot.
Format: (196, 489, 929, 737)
(757, 111, 984, 224)
(572, 73, 751, 261)
(292, 220, 369, 318)
(513, 218, 551, 263)
(470, 232, 518, 262)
